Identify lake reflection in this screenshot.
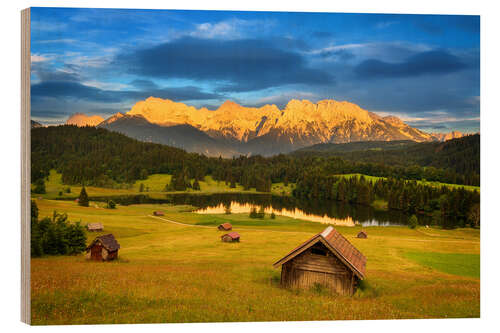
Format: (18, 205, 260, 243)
(166, 193, 421, 227)
(195, 202, 356, 226)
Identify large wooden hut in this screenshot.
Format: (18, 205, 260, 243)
(221, 232, 240, 242)
(86, 234, 120, 261)
(357, 231, 367, 239)
(86, 223, 103, 232)
(218, 223, 232, 231)
(273, 226, 366, 296)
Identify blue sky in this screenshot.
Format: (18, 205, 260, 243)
(30, 7, 480, 132)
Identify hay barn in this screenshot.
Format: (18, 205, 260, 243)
(153, 211, 164, 216)
(221, 232, 240, 242)
(218, 223, 232, 231)
(86, 234, 120, 261)
(357, 231, 367, 238)
(87, 223, 103, 232)
(273, 226, 366, 296)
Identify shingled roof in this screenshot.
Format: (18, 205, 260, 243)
(273, 226, 366, 279)
(219, 223, 232, 230)
(86, 234, 120, 252)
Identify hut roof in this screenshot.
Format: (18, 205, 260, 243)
(357, 231, 367, 236)
(222, 232, 240, 240)
(273, 226, 366, 279)
(219, 223, 232, 230)
(86, 234, 120, 252)
(87, 223, 103, 230)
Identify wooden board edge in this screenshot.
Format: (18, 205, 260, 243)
(21, 7, 31, 325)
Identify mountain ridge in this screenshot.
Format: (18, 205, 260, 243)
(65, 97, 463, 156)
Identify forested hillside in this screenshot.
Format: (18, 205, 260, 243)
(32, 126, 479, 188)
(293, 135, 480, 182)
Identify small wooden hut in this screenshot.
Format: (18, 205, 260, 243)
(86, 223, 103, 232)
(153, 211, 165, 216)
(273, 226, 366, 296)
(221, 232, 240, 242)
(218, 223, 232, 231)
(86, 234, 120, 261)
(357, 231, 367, 239)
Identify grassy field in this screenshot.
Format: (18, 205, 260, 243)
(31, 198, 480, 324)
(36, 170, 295, 200)
(339, 173, 480, 192)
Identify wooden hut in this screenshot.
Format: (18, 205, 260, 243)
(86, 223, 103, 232)
(153, 211, 165, 216)
(357, 231, 367, 239)
(86, 234, 120, 261)
(221, 232, 240, 242)
(218, 223, 232, 231)
(273, 226, 366, 296)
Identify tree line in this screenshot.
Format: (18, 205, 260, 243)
(293, 174, 480, 228)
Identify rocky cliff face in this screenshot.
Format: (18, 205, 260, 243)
(66, 113, 105, 127)
(79, 97, 438, 156)
(430, 131, 465, 142)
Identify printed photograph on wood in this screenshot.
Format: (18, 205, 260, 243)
(26, 7, 480, 325)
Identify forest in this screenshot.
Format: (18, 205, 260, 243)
(31, 126, 480, 228)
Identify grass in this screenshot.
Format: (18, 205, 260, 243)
(30, 198, 480, 324)
(339, 173, 480, 192)
(36, 170, 294, 200)
(403, 252, 479, 278)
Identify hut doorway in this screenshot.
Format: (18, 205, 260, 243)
(90, 243, 103, 260)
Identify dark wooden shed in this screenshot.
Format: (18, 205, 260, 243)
(218, 223, 232, 231)
(153, 211, 165, 216)
(357, 231, 367, 239)
(86, 234, 120, 261)
(273, 226, 366, 296)
(86, 223, 103, 232)
(221, 232, 240, 242)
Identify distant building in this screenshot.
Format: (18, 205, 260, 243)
(273, 226, 366, 296)
(218, 223, 232, 231)
(86, 234, 120, 261)
(86, 223, 103, 232)
(153, 211, 165, 216)
(221, 232, 240, 242)
(357, 231, 367, 239)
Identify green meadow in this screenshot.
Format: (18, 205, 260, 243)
(36, 170, 295, 200)
(31, 198, 480, 324)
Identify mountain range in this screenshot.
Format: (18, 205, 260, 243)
(62, 97, 464, 156)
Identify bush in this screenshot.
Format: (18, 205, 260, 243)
(270, 212, 276, 219)
(65, 187, 71, 193)
(224, 207, 231, 214)
(58, 191, 63, 196)
(31, 207, 87, 257)
(107, 200, 116, 209)
(249, 207, 258, 218)
(32, 179, 46, 194)
(408, 214, 418, 229)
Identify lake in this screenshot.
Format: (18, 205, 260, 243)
(166, 193, 434, 227)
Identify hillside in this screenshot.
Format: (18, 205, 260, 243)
(293, 134, 480, 179)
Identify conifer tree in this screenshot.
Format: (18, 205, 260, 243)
(78, 186, 89, 207)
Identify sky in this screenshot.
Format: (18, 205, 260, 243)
(30, 7, 480, 133)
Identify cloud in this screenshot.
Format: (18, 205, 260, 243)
(31, 81, 223, 103)
(189, 18, 274, 40)
(129, 79, 159, 90)
(31, 54, 52, 63)
(354, 50, 467, 79)
(115, 37, 334, 92)
(31, 20, 67, 32)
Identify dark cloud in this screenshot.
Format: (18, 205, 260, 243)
(129, 79, 158, 90)
(32, 62, 81, 82)
(114, 37, 334, 92)
(31, 81, 223, 103)
(320, 49, 355, 61)
(354, 50, 467, 79)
